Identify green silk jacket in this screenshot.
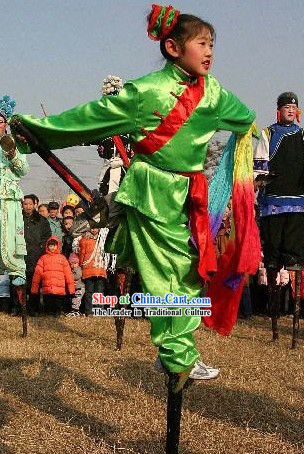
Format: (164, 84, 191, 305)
(13, 62, 255, 223)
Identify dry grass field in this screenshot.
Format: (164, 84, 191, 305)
(0, 313, 303, 454)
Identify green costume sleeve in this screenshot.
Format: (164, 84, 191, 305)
(12, 82, 140, 152)
(217, 88, 256, 134)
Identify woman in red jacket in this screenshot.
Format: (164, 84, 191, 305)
(31, 236, 75, 315)
(79, 223, 107, 316)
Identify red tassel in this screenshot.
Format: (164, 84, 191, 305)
(205, 242, 245, 336)
(296, 109, 301, 123)
(277, 110, 281, 123)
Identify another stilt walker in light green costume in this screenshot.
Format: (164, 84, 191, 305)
(0, 96, 28, 283)
(0, 95, 29, 337)
(11, 5, 257, 386)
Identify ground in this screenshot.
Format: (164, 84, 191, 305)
(0, 314, 303, 454)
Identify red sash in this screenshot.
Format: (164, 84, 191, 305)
(134, 77, 204, 155)
(112, 135, 131, 168)
(180, 172, 217, 283)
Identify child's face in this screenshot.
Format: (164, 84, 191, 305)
(173, 29, 213, 77)
(64, 219, 73, 230)
(90, 228, 99, 236)
(48, 243, 58, 252)
(278, 104, 297, 124)
(70, 262, 78, 269)
(63, 209, 74, 218)
(38, 206, 49, 218)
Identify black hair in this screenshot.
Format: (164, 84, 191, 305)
(28, 193, 39, 204)
(38, 203, 49, 211)
(63, 216, 74, 222)
(160, 14, 215, 62)
(62, 205, 75, 216)
(89, 220, 100, 229)
(48, 239, 58, 246)
(23, 194, 36, 204)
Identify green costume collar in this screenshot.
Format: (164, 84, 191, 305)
(164, 61, 199, 84)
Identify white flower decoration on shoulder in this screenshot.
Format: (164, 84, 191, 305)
(101, 75, 123, 96)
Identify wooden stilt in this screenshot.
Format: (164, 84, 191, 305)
(268, 268, 281, 341)
(16, 285, 27, 338)
(114, 268, 134, 351)
(271, 316, 279, 341)
(292, 269, 301, 349)
(114, 317, 125, 351)
(165, 369, 192, 453)
(166, 374, 183, 454)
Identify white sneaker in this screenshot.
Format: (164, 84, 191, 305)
(154, 357, 219, 380)
(189, 361, 220, 380)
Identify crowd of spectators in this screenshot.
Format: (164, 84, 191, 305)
(0, 192, 302, 321)
(2, 194, 107, 317)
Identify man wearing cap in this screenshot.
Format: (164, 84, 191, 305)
(48, 201, 63, 242)
(254, 92, 304, 338)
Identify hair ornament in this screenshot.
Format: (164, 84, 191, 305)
(147, 4, 180, 41)
(0, 95, 16, 120)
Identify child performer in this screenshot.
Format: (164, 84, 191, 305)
(13, 5, 257, 389)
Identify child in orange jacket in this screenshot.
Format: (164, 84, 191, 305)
(31, 236, 75, 315)
(79, 223, 107, 316)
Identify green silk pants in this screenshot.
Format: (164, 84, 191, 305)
(112, 207, 202, 372)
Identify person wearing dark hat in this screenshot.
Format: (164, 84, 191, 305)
(254, 92, 304, 338)
(48, 200, 59, 212)
(47, 201, 63, 241)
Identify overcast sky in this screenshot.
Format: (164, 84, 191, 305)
(2, 0, 303, 198)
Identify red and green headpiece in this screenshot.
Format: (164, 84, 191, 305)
(147, 4, 180, 41)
